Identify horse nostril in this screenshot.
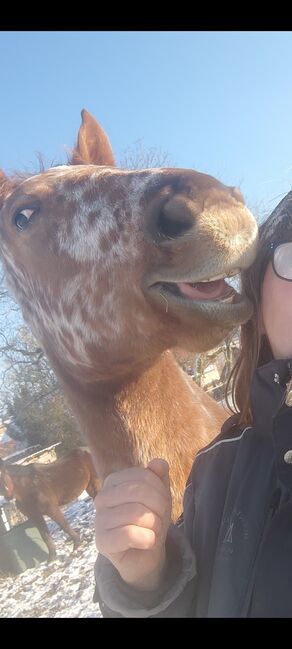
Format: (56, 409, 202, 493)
(155, 195, 195, 240)
(144, 191, 196, 244)
(157, 210, 193, 239)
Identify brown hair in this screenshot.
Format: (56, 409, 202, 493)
(227, 190, 292, 425)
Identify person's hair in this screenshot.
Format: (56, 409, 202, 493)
(226, 190, 292, 425)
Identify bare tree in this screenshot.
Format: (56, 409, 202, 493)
(0, 269, 81, 449)
(119, 141, 171, 170)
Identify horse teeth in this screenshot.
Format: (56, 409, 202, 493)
(198, 268, 240, 283)
(200, 275, 224, 282)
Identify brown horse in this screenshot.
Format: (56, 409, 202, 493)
(0, 110, 258, 519)
(0, 449, 100, 560)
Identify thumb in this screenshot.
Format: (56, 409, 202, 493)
(147, 458, 170, 488)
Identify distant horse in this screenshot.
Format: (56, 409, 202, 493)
(0, 109, 258, 520)
(0, 449, 100, 561)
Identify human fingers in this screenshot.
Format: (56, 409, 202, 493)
(147, 458, 170, 490)
(97, 501, 162, 536)
(95, 479, 169, 519)
(102, 463, 170, 500)
(95, 521, 158, 555)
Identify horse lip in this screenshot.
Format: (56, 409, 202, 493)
(146, 267, 241, 290)
(148, 280, 239, 303)
(146, 281, 252, 324)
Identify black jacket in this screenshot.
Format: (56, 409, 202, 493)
(94, 358, 292, 617)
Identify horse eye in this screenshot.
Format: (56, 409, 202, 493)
(14, 209, 35, 231)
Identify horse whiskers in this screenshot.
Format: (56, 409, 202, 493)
(159, 291, 169, 313)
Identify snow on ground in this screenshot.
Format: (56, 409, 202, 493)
(0, 496, 102, 618)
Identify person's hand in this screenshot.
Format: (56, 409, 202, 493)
(94, 458, 172, 590)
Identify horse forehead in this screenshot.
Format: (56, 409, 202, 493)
(20, 165, 115, 195)
(21, 165, 164, 205)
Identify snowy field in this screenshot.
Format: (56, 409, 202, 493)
(0, 496, 102, 618)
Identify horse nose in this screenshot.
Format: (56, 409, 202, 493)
(147, 195, 196, 243)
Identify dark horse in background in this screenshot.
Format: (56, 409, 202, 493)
(0, 449, 100, 561)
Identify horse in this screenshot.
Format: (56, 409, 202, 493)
(0, 449, 100, 560)
(0, 109, 258, 519)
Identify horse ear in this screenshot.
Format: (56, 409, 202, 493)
(71, 109, 116, 167)
(0, 170, 12, 209)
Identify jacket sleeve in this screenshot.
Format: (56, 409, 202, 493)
(93, 474, 197, 618)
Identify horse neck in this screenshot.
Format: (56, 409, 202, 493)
(58, 351, 225, 482)
(116, 352, 226, 474)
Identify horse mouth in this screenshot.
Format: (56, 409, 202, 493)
(157, 278, 238, 303)
(147, 267, 253, 325)
(150, 269, 241, 306)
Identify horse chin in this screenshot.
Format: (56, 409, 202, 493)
(147, 283, 253, 329)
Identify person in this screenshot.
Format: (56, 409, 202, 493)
(93, 190, 292, 618)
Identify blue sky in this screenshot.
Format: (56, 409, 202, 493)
(1, 30, 292, 222)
